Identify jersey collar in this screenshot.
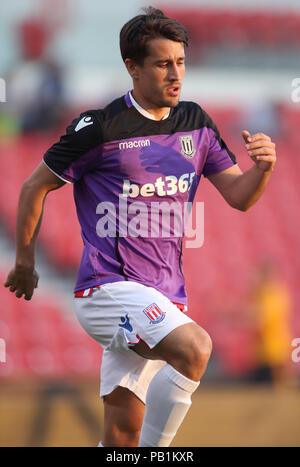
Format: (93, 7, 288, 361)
(127, 91, 170, 121)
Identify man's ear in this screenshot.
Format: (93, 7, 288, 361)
(124, 58, 139, 80)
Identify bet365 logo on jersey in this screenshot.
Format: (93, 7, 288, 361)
(123, 172, 195, 198)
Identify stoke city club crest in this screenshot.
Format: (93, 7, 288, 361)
(180, 135, 196, 159)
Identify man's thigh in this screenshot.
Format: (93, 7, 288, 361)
(132, 321, 212, 380)
(102, 386, 145, 447)
(133, 321, 201, 360)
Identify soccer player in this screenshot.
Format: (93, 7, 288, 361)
(5, 7, 276, 447)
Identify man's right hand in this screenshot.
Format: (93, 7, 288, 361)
(4, 265, 39, 301)
(3, 161, 65, 302)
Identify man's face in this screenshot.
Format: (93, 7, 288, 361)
(129, 38, 185, 109)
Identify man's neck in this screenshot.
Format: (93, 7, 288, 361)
(130, 90, 170, 121)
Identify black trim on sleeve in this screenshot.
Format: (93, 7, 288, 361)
(43, 110, 103, 183)
(199, 106, 237, 165)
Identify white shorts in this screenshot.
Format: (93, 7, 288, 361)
(74, 281, 193, 403)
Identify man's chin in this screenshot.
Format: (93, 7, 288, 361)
(160, 96, 180, 108)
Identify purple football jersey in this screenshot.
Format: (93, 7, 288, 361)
(43, 92, 236, 304)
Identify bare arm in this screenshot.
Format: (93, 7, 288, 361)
(4, 162, 66, 300)
(207, 131, 276, 211)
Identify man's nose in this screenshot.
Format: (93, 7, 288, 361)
(168, 64, 181, 81)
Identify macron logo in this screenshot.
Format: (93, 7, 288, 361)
(119, 139, 150, 150)
(75, 116, 93, 132)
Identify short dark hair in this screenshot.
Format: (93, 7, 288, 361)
(120, 6, 188, 65)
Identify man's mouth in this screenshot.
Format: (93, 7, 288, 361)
(166, 85, 180, 97)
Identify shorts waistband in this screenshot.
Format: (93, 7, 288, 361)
(74, 286, 100, 297)
(74, 286, 188, 312)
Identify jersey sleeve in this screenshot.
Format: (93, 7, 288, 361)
(201, 109, 237, 177)
(43, 110, 103, 183)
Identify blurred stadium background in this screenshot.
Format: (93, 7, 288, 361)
(1, 0, 300, 447)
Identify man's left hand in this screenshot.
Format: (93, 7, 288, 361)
(242, 130, 276, 174)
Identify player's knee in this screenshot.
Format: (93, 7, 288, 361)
(199, 329, 213, 369)
(187, 330, 212, 380)
(172, 328, 212, 381)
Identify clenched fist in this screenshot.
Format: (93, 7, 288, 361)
(4, 265, 39, 301)
(242, 130, 276, 174)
